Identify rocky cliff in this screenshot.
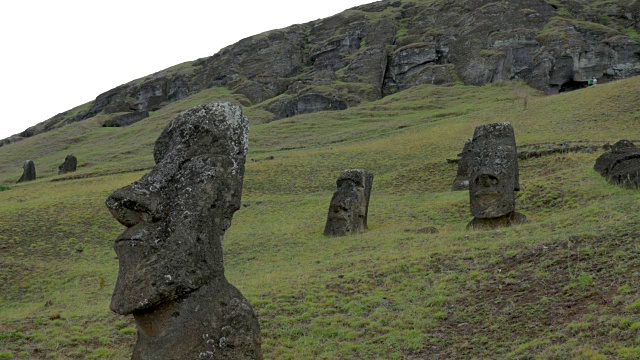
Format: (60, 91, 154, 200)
(5, 0, 640, 146)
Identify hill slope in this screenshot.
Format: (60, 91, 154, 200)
(4, 0, 640, 147)
(2, 77, 640, 358)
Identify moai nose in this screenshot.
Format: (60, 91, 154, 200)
(106, 185, 159, 227)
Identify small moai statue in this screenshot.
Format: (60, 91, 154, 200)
(17, 160, 36, 183)
(594, 140, 640, 188)
(105, 102, 262, 359)
(451, 138, 473, 191)
(466, 122, 528, 230)
(58, 154, 78, 175)
(324, 169, 373, 236)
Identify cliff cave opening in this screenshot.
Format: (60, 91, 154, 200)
(559, 80, 588, 93)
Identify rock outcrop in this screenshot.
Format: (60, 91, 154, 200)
(5, 0, 640, 145)
(102, 111, 150, 128)
(105, 102, 262, 359)
(58, 155, 77, 175)
(466, 122, 527, 230)
(324, 169, 373, 237)
(594, 139, 640, 188)
(17, 160, 36, 183)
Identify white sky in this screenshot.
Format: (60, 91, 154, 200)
(0, 0, 373, 140)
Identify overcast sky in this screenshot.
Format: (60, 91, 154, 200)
(0, 0, 373, 140)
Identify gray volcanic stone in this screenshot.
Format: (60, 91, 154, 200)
(324, 169, 373, 237)
(17, 160, 36, 183)
(594, 140, 640, 188)
(58, 155, 77, 175)
(105, 102, 262, 359)
(467, 122, 527, 229)
(103, 111, 150, 127)
(451, 138, 473, 191)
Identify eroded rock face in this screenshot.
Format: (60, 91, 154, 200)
(594, 139, 640, 188)
(102, 111, 150, 128)
(7, 0, 640, 145)
(58, 155, 77, 175)
(324, 169, 373, 237)
(105, 102, 262, 359)
(17, 160, 36, 183)
(467, 122, 527, 230)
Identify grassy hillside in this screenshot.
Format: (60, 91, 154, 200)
(2, 78, 640, 359)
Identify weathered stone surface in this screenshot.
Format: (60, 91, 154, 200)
(467, 211, 529, 230)
(17, 160, 36, 183)
(467, 122, 527, 228)
(264, 92, 348, 119)
(58, 155, 77, 175)
(594, 139, 640, 188)
(105, 102, 261, 359)
(451, 138, 473, 191)
(324, 169, 373, 237)
(103, 111, 150, 128)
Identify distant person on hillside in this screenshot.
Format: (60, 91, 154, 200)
(588, 77, 594, 86)
(593, 77, 598, 86)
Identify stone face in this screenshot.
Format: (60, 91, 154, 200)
(17, 160, 36, 183)
(105, 102, 261, 359)
(451, 138, 473, 191)
(594, 140, 640, 188)
(467, 122, 527, 229)
(324, 169, 373, 237)
(58, 155, 78, 175)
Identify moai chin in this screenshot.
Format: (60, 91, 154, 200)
(324, 169, 373, 237)
(17, 160, 36, 183)
(58, 154, 78, 175)
(105, 102, 262, 359)
(467, 122, 527, 230)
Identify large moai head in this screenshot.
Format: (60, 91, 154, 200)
(468, 122, 520, 219)
(17, 160, 36, 183)
(594, 140, 640, 188)
(324, 169, 373, 237)
(58, 154, 78, 175)
(105, 102, 248, 315)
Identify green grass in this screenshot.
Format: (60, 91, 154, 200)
(2, 77, 640, 358)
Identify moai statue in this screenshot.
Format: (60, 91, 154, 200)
(594, 140, 640, 188)
(58, 154, 78, 175)
(105, 102, 262, 359)
(17, 160, 36, 183)
(467, 122, 528, 230)
(451, 138, 473, 191)
(324, 169, 373, 236)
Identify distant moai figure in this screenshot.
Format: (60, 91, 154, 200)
(58, 154, 77, 175)
(17, 160, 36, 183)
(594, 139, 640, 188)
(466, 122, 528, 230)
(324, 169, 373, 236)
(105, 102, 262, 359)
(451, 138, 473, 191)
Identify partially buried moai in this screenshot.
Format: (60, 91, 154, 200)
(17, 160, 36, 183)
(324, 169, 373, 236)
(105, 102, 262, 359)
(451, 138, 473, 191)
(467, 122, 528, 230)
(58, 154, 77, 175)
